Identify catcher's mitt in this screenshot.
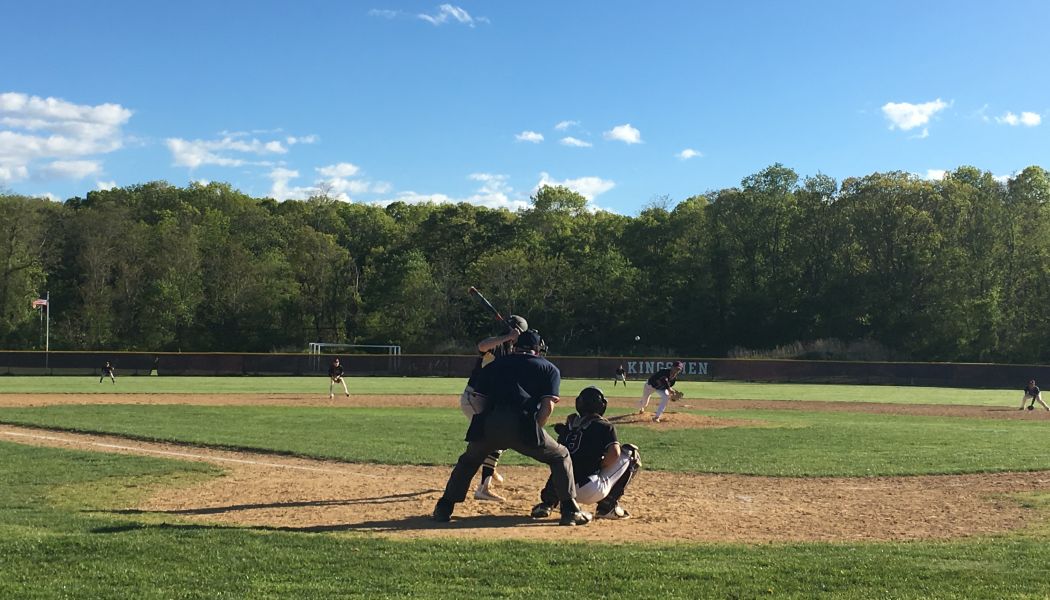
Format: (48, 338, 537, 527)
(670, 389, 684, 402)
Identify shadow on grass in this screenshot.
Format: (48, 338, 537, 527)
(90, 512, 547, 535)
(101, 489, 441, 516)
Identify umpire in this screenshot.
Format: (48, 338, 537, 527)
(432, 330, 591, 526)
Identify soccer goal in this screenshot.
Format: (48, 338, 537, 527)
(307, 343, 402, 373)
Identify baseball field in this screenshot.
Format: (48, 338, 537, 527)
(1, 376, 1049, 598)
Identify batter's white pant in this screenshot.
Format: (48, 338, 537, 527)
(574, 453, 634, 504)
(460, 385, 489, 419)
(638, 384, 671, 418)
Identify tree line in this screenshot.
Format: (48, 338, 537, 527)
(1, 163, 1048, 362)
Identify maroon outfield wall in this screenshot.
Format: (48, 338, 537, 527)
(0, 351, 1045, 389)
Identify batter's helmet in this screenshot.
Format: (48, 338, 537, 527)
(506, 315, 528, 331)
(576, 386, 608, 416)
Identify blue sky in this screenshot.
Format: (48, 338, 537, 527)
(1, 1, 1047, 214)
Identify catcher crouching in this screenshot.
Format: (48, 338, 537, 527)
(531, 386, 641, 520)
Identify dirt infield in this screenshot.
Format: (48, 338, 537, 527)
(1, 393, 1049, 544)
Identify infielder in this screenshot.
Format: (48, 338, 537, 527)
(328, 358, 349, 399)
(531, 386, 640, 520)
(433, 330, 591, 526)
(614, 363, 627, 387)
(637, 361, 684, 422)
(1020, 379, 1050, 411)
(100, 361, 116, 384)
(460, 314, 528, 501)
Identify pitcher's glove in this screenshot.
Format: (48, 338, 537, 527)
(670, 389, 684, 402)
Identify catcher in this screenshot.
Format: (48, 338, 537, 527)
(637, 360, 684, 423)
(531, 386, 641, 520)
(328, 358, 349, 399)
(1020, 379, 1050, 411)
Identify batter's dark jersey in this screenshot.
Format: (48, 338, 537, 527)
(1025, 384, 1041, 396)
(557, 415, 619, 486)
(646, 368, 677, 390)
(329, 363, 344, 379)
(465, 341, 513, 389)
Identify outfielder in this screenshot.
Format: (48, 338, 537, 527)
(1020, 379, 1050, 411)
(460, 314, 528, 501)
(531, 386, 640, 520)
(328, 358, 349, 399)
(433, 330, 591, 526)
(100, 361, 116, 384)
(637, 361, 684, 422)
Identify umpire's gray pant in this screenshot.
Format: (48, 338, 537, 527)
(441, 410, 578, 512)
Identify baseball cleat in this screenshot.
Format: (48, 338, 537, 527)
(432, 499, 454, 522)
(596, 505, 631, 520)
(559, 510, 593, 526)
(530, 503, 555, 519)
(652, 415, 662, 423)
(492, 471, 504, 484)
(474, 483, 506, 502)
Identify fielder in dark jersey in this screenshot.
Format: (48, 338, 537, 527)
(328, 358, 349, 399)
(434, 330, 591, 526)
(614, 363, 627, 387)
(100, 361, 116, 384)
(1021, 379, 1050, 411)
(459, 315, 528, 501)
(533, 386, 640, 520)
(637, 361, 683, 422)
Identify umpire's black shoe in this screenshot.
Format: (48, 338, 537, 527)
(559, 510, 593, 526)
(530, 503, 555, 519)
(432, 499, 454, 522)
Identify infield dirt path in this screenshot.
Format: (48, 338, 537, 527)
(1, 393, 1049, 543)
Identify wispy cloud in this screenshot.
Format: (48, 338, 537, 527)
(515, 130, 543, 143)
(996, 111, 1041, 127)
(375, 173, 529, 210)
(677, 148, 702, 160)
(418, 4, 488, 27)
(554, 120, 579, 131)
(96, 180, 117, 191)
(924, 169, 947, 181)
(268, 162, 390, 202)
(882, 98, 949, 132)
(560, 137, 592, 148)
(166, 135, 289, 169)
(603, 123, 643, 144)
(0, 92, 131, 183)
(368, 8, 401, 19)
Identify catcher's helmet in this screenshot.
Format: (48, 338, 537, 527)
(576, 386, 608, 416)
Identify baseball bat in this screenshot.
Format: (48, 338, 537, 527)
(468, 286, 507, 324)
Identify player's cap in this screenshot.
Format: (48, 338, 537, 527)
(514, 329, 543, 351)
(507, 315, 528, 331)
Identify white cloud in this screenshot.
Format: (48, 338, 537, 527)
(316, 162, 360, 178)
(0, 92, 131, 182)
(924, 169, 947, 181)
(368, 9, 401, 19)
(418, 4, 487, 27)
(677, 148, 703, 160)
(536, 172, 616, 201)
(286, 134, 319, 145)
(373, 172, 528, 210)
(96, 180, 116, 191)
(882, 99, 948, 131)
(603, 123, 642, 144)
(166, 135, 288, 169)
(268, 167, 313, 201)
(554, 120, 579, 131)
(515, 130, 544, 143)
(996, 111, 1041, 127)
(39, 160, 100, 179)
(560, 137, 592, 148)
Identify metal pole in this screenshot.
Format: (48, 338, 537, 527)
(45, 290, 50, 372)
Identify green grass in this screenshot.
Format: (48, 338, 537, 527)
(1, 441, 1049, 599)
(0, 375, 1024, 406)
(2, 404, 1048, 476)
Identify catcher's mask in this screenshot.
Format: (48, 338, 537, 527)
(514, 329, 544, 353)
(575, 386, 608, 416)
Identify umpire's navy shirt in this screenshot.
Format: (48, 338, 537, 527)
(473, 352, 561, 415)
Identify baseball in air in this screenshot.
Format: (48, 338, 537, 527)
(634, 335, 641, 341)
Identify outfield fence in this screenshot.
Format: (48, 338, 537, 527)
(0, 351, 1045, 388)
